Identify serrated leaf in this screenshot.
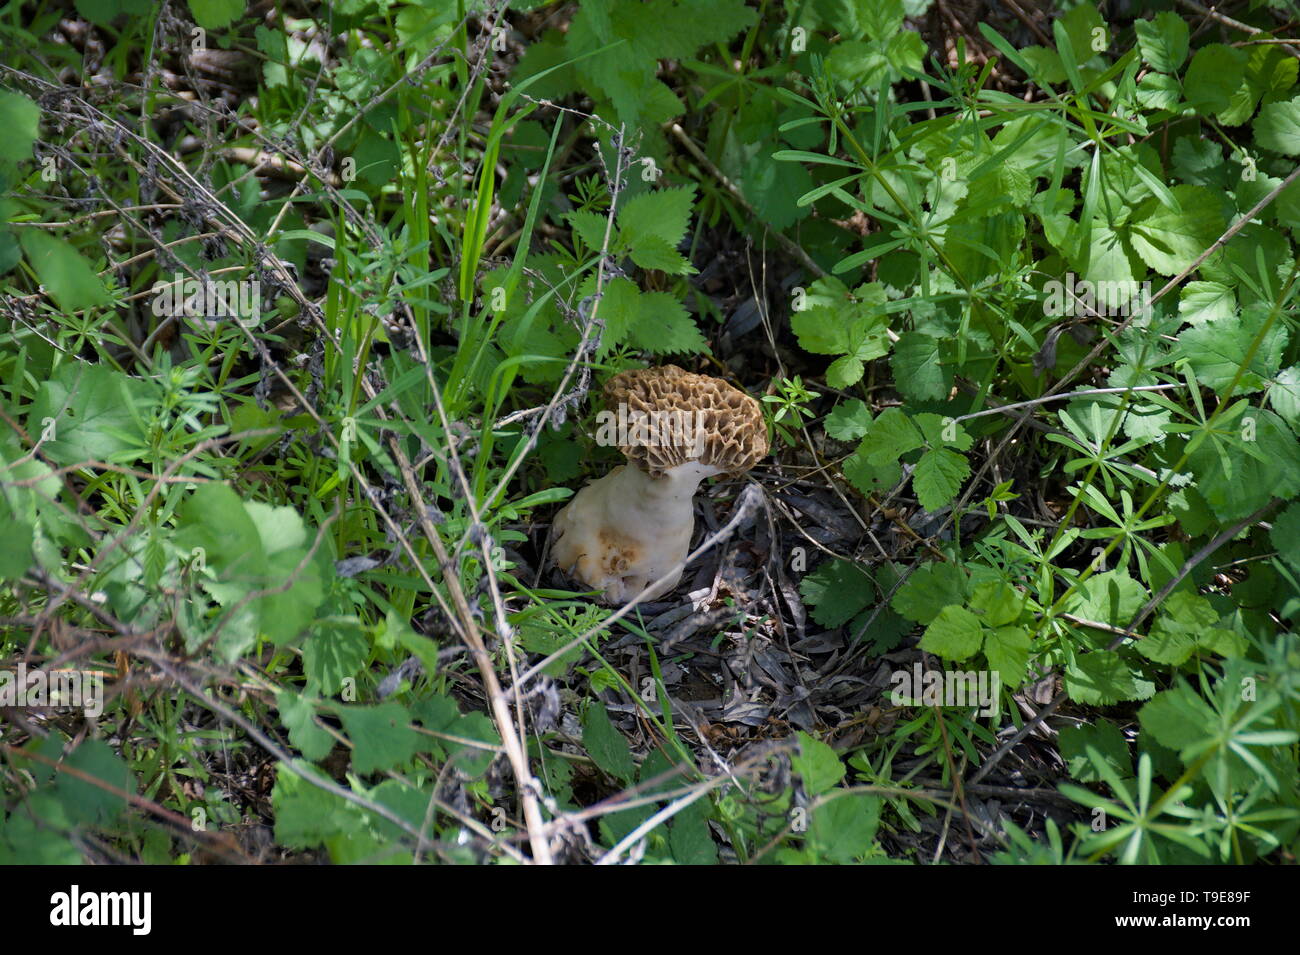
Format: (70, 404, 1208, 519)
(338, 703, 423, 775)
(18, 230, 110, 312)
(592, 276, 641, 355)
(969, 581, 1023, 627)
(1058, 719, 1131, 781)
(919, 605, 983, 661)
(1129, 185, 1227, 276)
(1064, 650, 1139, 705)
(1191, 408, 1300, 520)
(1138, 591, 1221, 666)
(1184, 44, 1247, 116)
(842, 443, 901, 496)
(582, 700, 635, 784)
(891, 332, 948, 401)
(792, 731, 844, 795)
(627, 291, 708, 354)
(1179, 281, 1235, 327)
(567, 208, 611, 252)
(983, 626, 1031, 688)
(1178, 305, 1286, 393)
(304, 623, 369, 696)
(668, 799, 717, 864)
(1062, 570, 1146, 627)
(26, 363, 147, 465)
(809, 793, 880, 863)
(824, 399, 873, 441)
(1255, 95, 1300, 154)
(1268, 365, 1300, 427)
(826, 355, 864, 388)
(1271, 501, 1300, 573)
(799, 558, 875, 627)
(892, 561, 967, 624)
(627, 234, 693, 274)
(188, 0, 244, 30)
(55, 740, 129, 824)
(618, 185, 696, 252)
(865, 407, 923, 465)
(1134, 11, 1188, 73)
(0, 92, 40, 162)
(1139, 683, 1212, 753)
(913, 447, 969, 510)
(277, 691, 335, 761)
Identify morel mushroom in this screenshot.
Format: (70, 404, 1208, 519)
(551, 365, 768, 604)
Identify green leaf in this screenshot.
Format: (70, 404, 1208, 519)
(826, 355, 864, 389)
(1138, 591, 1223, 665)
(188, 0, 244, 30)
(1136, 71, 1181, 110)
(627, 234, 693, 274)
(919, 605, 983, 661)
(1139, 682, 1212, 753)
(627, 291, 708, 354)
(1064, 651, 1140, 705)
(790, 305, 885, 360)
(1268, 366, 1300, 428)
(618, 185, 696, 251)
(18, 230, 110, 312)
(892, 561, 967, 624)
(668, 799, 717, 864)
(1178, 304, 1286, 393)
(277, 691, 335, 762)
(1178, 281, 1235, 327)
(0, 92, 40, 162)
(1129, 185, 1226, 276)
(1058, 719, 1131, 781)
(566, 209, 610, 252)
(865, 407, 923, 465)
(912, 447, 970, 510)
(792, 731, 844, 795)
(582, 700, 635, 784)
(969, 581, 1023, 627)
(1254, 95, 1300, 154)
(304, 624, 369, 697)
(824, 399, 873, 441)
(1134, 12, 1188, 73)
(808, 793, 880, 863)
(842, 442, 902, 496)
(1077, 221, 1137, 304)
(1184, 44, 1247, 116)
(272, 764, 362, 849)
(1063, 570, 1145, 629)
(891, 332, 948, 401)
(592, 276, 641, 355)
(1190, 408, 1300, 520)
(338, 703, 423, 774)
(27, 363, 147, 465)
(799, 558, 875, 627)
(54, 740, 129, 824)
(983, 626, 1031, 688)
(178, 482, 328, 658)
(1270, 501, 1300, 573)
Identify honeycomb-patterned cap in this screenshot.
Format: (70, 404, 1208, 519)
(601, 365, 769, 479)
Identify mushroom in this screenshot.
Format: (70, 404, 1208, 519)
(550, 365, 768, 604)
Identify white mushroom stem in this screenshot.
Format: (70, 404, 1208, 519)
(551, 459, 725, 604)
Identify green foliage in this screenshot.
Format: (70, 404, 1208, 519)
(3, 0, 1299, 868)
